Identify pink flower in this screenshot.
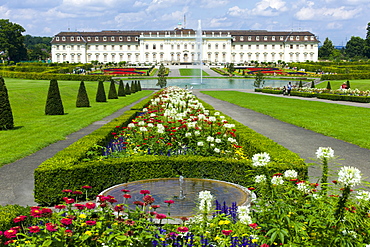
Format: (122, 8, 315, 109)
(60, 218, 73, 226)
(114, 205, 124, 212)
(140, 190, 150, 195)
(13, 215, 27, 223)
(143, 195, 155, 205)
(74, 203, 86, 210)
(63, 197, 75, 204)
(55, 204, 66, 210)
(155, 213, 167, 220)
(30, 209, 42, 218)
(4, 229, 17, 239)
(249, 223, 258, 229)
(82, 185, 92, 189)
(164, 200, 175, 205)
(85, 202, 96, 209)
(221, 230, 233, 236)
(85, 220, 96, 226)
(177, 226, 189, 233)
(62, 189, 72, 193)
(72, 190, 83, 195)
(121, 189, 130, 193)
(28, 226, 41, 233)
(260, 244, 270, 247)
(46, 223, 58, 232)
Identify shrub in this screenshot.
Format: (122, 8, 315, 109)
(117, 80, 126, 97)
(95, 80, 107, 102)
(326, 80, 331, 90)
(346, 80, 351, 89)
(125, 82, 131, 95)
(310, 80, 315, 88)
(45, 79, 64, 115)
(108, 79, 118, 99)
(0, 76, 14, 130)
(76, 81, 90, 107)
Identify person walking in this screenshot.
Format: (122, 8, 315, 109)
(287, 82, 292, 96)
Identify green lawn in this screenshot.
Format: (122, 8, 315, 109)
(0, 78, 152, 166)
(201, 91, 370, 149)
(179, 69, 210, 76)
(316, 79, 370, 91)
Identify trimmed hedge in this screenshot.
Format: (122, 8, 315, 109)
(2, 71, 112, 81)
(261, 89, 283, 94)
(0, 205, 30, 244)
(317, 93, 370, 103)
(34, 92, 307, 205)
(321, 73, 370, 80)
(289, 91, 318, 98)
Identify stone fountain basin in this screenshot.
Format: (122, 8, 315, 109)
(100, 178, 251, 218)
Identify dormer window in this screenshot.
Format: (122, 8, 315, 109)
(135, 37, 138, 41)
(256, 36, 259, 41)
(290, 36, 294, 40)
(56, 37, 60, 41)
(95, 36, 99, 41)
(248, 36, 251, 41)
(296, 36, 300, 40)
(264, 36, 267, 40)
(280, 36, 284, 40)
(127, 36, 131, 41)
(77, 37, 80, 41)
(310, 36, 315, 40)
(62, 36, 66, 41)
(119, 36, 123, 41)
(87, 37, 91, 41)
(240, 36, 244, 41)
(304, 36, 308, 40)
(111, 36, 115, 41)
(272, 36, 275, 41)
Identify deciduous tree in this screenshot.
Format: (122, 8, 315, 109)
(0, 19, 27, 62)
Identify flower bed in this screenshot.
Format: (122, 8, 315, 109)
(34, 87, 306, 206)
(103, 67, 152, 76)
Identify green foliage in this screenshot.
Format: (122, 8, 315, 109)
(346, 80, 351, 89)
(326, 81, 332, 90)
(138, 80, 142, 91)
(156, 76, 167, 88)
(130, 81, 136, 93)
(319, 37, 335, 59)
(117, 80, 126, 97)
(23, 35, 51, 61)
(45, 79, 64, 115)
(0, 204, 30, 233)
(289, 91, 317, 98)
(299, 80, 303, 88)
(76, 81, 90, 107)
(226, 63, 235, 74)
(345, 36, 365, 58)
(317, 93, 370, 103)
(125, 82, 131, 95)
(0, 76, 14, 130)
(0, 19, 27, 62)
(211, 67, 230, 76)
(253, 71, 265, 88)
(108, 79, 118, 99)
(95, 80, 107, 102)
(310, 80, 315, 88)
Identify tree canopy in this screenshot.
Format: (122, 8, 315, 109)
(319, 37, 335, 59)
(0, 19, 27, 62)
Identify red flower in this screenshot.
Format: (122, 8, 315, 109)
(13, 215, 27, 223)
(164, 200, 175, 205)
(221, 230, 233, 236)
(4, 240, 16, 245)
(180, 217, 189, 222)
(151, 205, 160, 209)
(121, 189, 130, 193)
(74, 204, 86, 210)
(82, 185, 92, 189)
(124, 220, 135, 226)
(55, 204, 66, 210)
(41, 208, 53, 217)
(123, 194, 132, 199)
(85, 220, 96, 226)
(60, 218, 73, 226)
(248, 187, 256, 191)
(46, 223, 58, 232)
(28, 226, 41, 233)
(72, 190, 83, 195)
(85, 202, 96, 209)
(260, 244, 270, 247)
(143, 195, 155, 205)
(249, 223, 258, 229)
(332, 180, 338, 184)
(155, 213, 167, 220)
(4, 230, 17, 239)
(133, 201, 144, 206)
(63, 197, 75, 204)
(30, 209, 42, 218)
(114, 205, 125, 212)
(177, 226, 189, 233)
(140, 190, 150, 195)
(62, 189, 72, 193)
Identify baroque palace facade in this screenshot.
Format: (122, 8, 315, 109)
(51, 27, 319, 64)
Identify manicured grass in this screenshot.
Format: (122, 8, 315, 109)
(316, 79, 370, 91)
(0, 78, 152, 166)
(179, 69, 210, 76)
(201, 91, 370, 149)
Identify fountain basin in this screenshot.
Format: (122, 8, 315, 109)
(100, 178, 250, 218)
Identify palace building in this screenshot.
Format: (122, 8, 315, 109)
(51, 26, 319, 64)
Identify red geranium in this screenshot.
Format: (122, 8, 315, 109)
(13, 215, 27, 223)
(28, 226, 41, 233)
(4, 229, 17, 239)
(86, 220, 97, 226)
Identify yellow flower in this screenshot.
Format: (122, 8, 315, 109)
(81, 223, 87, 227)
(219, 220, 231, 225)
(214, 236, 221, 241)
(84, 231, 93, 236)
(113, 222, 118, 226)
(79, 214, 87, 219)
(252, 239, 258, 243)
(209, 223, 215, 228)
(160, 238, 165, 241)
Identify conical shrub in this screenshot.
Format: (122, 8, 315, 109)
(45, 79, 64, 115)
(96, 80, 107, 102)
(108, 79, 118, 99)
(76, 81, 90, 107)
(125, 83, 131, 95)
(0, 76, 14, 130)
(326, 81, 331, 90)
(346, 80, 351, 89)
(298, 80, 303, 88)
(131, 81, 136, 93)
(138, 80, 142, 91)
(118, 80, 126, 97)
(310, 80, 315, 88)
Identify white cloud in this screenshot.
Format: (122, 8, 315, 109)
(200, 0, 229, 8)
(227, 6, 248, 17)
(253, 0, 288, 16)
(327, 22, 343, 29)
(115, 12, 145, 24)
(295, 5, 362, 20)
(208, 17, 232, 28)
(161, 9, 188, 21)
(133, 1, 148, 7)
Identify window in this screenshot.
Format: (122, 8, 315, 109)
(95, 45, 99, 50)
(63, 45, 66, 50)
(111, 36, 115, 41)
(280, 36, 284, 40)
(248, 36, 251, 41)
(171, 44, 174, 50)
(223, 44, 226, 49)
(192, 44, 195, 49)
(103, 36, 107, 41)
(240, 45, 243, 49)
(177, 44, 180, 50)
(56, 45, 59, 50)
(95, 36, 99, 41)
(71, 36, 74, 41)
(240, 36, 244, 41)
(215, 44, 218, 50)
(62, 36, 66, 41)
(272, 44, 275, 49)
(184, 44, 187, 49)
(296, 36, 300, 40)
(264, 36, 267, 40)
(264, 45, 267, 49)
(77, 45, 80, 50)
(136, 45, 139, 50)
(103, 45, 107, 50)
(153, 44, 156, 50)
(56, 37, 60, 41)
(120, 45, 123, 50)
(290, 36, 294, 40)
(256, 45, 259, 49)
(272, 36, 275, 41)
(290, 45, 293, 49)
(127, 45, 130, 50)
(119, 36, 123, 41)
(71, 45, 74, 50)
(135, 37, 138, 41)
(77, 37, 80, 41)
(112, 45, 115, 50)
(127, 36, 131, 41)
(248, 45, 251, 49)
(145, 44, 149, 49)
(87, 37, 91, 41)
(304, 36, 308, 41)
(160, 44, 163, 50)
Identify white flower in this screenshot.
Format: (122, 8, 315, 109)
(185, 132, 192, 137)
(142, 108, 148, 112)
(227, 137, 237, 143)
(138, 121, 145, 126)
(128, 123, 135, 128)
(147, 123, 154, 128)
(208, 116, 217, 122)
(214, 112, 220, 116)
(255, 175, 266, 183)
(206, 136, 214, 142)
(198, 190, 214, 213)
(296, 182, 310, 193)
(252, 152, 270, 167)
(356, 190, 370, 201)
(237, 206, 252, 225)
(157, 129, 164, 134)
(338, 166, 362, 187)
(284, 170, 298, 179)
(271, 176, 284, 185)
(215, 138, 222, 143)
(139, 127, 148, 132)
(214, 148, 220, 153)
(197, 141, 204, 146)
(194, 131, 201, 136)
(316, 147, 334, 160)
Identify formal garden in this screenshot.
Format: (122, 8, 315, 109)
(1, 81, 370, 246)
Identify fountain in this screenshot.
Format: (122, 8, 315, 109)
(100, 178, 251, 218)
(196, 20, 203, 84)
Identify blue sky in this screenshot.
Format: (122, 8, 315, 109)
(0, 0, 369, 46)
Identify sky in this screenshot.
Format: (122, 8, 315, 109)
(0, 0, 369, 46)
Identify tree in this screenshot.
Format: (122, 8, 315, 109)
(346, 80, 351, 89)
(96, 80, 107, 102)
(311, 80, 315, 88)
(0, 19, 27, 62)
(364, 22, 370, 58)
(125, 83, 131, 95)
(108, 79, 118, 99)
(227, 63, 235, 74)
(326, 81, 331, 90)
(118, 80, 126, 97)
(24, 35, 52, 61)
(156, 63, 167, 88)
(319, 37, 335, 59)
(345, 36, 365, 58)
(253, 71, 265, 88)
(138, 81, 142, 91)
(76, 81, 90, 107)
(0, 76, 14, 130)
(130, 81, 136, 93)
(45, 79, 64, 115)
(298, 80, 303, 88)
